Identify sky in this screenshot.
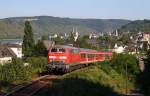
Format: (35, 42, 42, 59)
(0, 0, 150, 20)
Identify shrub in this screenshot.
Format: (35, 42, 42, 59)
(110, 53, 139, 81)
(0, 57, 47, 84)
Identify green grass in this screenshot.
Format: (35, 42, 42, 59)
(36, 64, 135, 96)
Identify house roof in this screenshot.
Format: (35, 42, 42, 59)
(0, 39, 22, 45)
(0, 46, 17, 58)
(0, 44, 22, 48)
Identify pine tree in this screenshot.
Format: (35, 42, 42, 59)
(22, 21, 35, 57)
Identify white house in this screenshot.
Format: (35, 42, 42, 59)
(6, 44, 23, 58)
(0, 44, 23, 64)
(0, 46, 15, 65)
(113, 44, 125, 53)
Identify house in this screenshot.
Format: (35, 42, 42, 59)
(143, 32, 150, 44)
(113, 43, 125, 53)
(0, 45, 16, 64)
(136, 32, 150, 51)
(6, 44, 23, 58)
(86, 39, 99, 47)
(125, 42, 138, 54)
(89, 33, 99, 39)
(0, 44, 23, 64)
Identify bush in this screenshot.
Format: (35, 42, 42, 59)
(0, 57, 47, 84)
(0, 58, 31, 83)
(26, 56, 47, 74)
(110, 54, 139, 81)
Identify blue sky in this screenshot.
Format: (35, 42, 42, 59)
(0, 0, 150, 20)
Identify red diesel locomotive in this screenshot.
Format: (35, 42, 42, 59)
(47, 45, 112, 72)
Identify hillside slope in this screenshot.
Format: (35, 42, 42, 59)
(0, 16, 130, 38)
(118, 19, 150, 33)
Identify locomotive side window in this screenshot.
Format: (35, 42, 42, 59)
(51, 48, 57, 52)
(88, 54, 94, 58)
(70, 49, 73, 53)
(70, 49, 79, 53)
(74, 49, 79, 53)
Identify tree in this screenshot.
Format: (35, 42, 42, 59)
(34, 38, 47, 56)
(110, 54, 139, 80)
(137, 50, 150, 95)
(53, 36, 65, 45)
(67, 32, 75, 44)
(142, 42, 148, 52)
(22, 21, 35, 57)
(118, 34, 130, 45)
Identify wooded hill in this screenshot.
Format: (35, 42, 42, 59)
(0, 16, 130, 38)
(118, 19, 150, 33)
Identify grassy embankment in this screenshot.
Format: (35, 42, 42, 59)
(36, 63, 136, 96)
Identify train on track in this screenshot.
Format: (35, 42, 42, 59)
(47, 45, 113, 73)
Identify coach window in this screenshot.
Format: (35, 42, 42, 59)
(88, 54, 92, 58)
(81, 54, 86, 58)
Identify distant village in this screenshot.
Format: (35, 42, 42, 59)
(0, 29, 150, 65)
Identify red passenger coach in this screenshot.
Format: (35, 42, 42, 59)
(47, 45, 112, 72)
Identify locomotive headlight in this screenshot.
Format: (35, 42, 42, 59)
(59, 56, 67, 59)
(49, 56, 56, 59)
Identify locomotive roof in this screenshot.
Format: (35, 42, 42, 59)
(53, 45, 97, 52)
(52, 45, 112, 54)
(53, 45, 79, 49)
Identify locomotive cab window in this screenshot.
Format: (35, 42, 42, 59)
(51, 48, 65, 53)
(59, 48, 65, 53)
(51, 48, 57, 52)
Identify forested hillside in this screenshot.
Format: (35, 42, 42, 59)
(0, 16, 130, 38)
(118, 19, 150, 33)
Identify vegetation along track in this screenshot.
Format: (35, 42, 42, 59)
(4, 75, 60, 96)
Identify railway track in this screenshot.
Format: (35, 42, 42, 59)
(4, 75, 60, 96)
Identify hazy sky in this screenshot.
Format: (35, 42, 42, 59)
(0, 0, 150, 20)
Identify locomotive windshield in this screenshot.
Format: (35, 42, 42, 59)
(51, 48, 57, 52)
(51, 48, 65, 53)
(59, 48, 65, 52)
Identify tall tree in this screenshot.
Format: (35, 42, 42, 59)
(22, 21, 35, 57)
(34, 38, 47, 56)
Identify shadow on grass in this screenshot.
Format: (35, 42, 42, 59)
(39, 77, 120, 96)
(136, 57, 150, 95)
(0, 81, 16, 93)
